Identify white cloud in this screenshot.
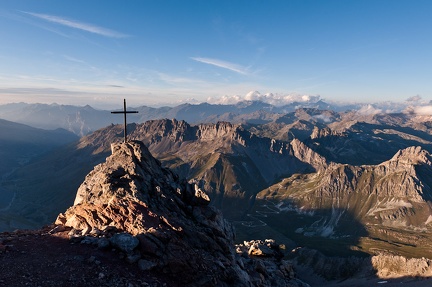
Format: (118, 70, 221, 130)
(191, 57, 250, 75)
(207, 94, 243, 105)
(207, 91, 321, 106)
(313, 114, 333, 123)
(356, 104, 383, 115)
(23, 11, 129, 38)
(414, 105, 432, 115)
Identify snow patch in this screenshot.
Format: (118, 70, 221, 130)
(313, 114, 333, 123)
(367, 199, 413, 216)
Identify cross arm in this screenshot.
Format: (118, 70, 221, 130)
(111, 111, 139, 114)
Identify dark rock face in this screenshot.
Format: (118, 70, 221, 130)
(293, 248, 372, 280)
(55, 141, 307, 286)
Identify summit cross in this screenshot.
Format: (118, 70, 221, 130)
(111, 99, 139, 143)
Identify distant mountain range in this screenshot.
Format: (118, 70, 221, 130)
(0, 99, 424, 136)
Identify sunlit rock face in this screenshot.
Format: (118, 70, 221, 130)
(257, 145, 432, 262)
(56, 140, 307, 287)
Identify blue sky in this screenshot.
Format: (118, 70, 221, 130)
(0, 0, 431, 108)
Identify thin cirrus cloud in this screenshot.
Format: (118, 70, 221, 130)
(191, 57, 250, 75)
(22, 11, 129, 38)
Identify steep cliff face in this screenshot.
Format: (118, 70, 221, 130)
(83, 120, 328, 219)
(55, 141, 307, 287)
(257, 146, 432, 257)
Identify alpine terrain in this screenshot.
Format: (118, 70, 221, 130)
(1, 102, 432, 285)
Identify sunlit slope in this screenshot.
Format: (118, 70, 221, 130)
(256, 146, 432, 257)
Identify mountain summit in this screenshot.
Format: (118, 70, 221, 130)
(55, 140, 307, 286)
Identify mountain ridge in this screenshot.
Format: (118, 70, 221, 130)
(0, 118, 327, 230)
(256, 145, 432, 258)
(1, 100, 428, 136)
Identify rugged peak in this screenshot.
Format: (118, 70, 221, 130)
(389, 146, 432, 166)
(132, 120, 247, 146)
(73, 140, 177, 206)
(56, 140, 304, 286)
(310, 126, 347, 139)
(289, 138, 329, 171)
(133, 119, 194, 144)
(310, 126, 330, 139)
(197, 121, 241, 139)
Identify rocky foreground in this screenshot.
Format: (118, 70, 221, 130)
(0, 140, 308, 286)
(0, 227, 177, 286)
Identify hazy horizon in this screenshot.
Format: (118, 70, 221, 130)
(1, 92, 431, 116)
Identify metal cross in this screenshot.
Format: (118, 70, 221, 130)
(111, 99, 139, 143)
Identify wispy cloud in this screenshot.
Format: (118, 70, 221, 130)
(22, 11, 129, 38)
(157, 72, 205, 85)
(191, 57, 250, 75)
(63, 55, 86, 64)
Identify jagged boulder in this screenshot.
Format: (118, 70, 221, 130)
(109, 233, 139, 253)
(55, 140, 307, 286)
(238, 239, 282, 257)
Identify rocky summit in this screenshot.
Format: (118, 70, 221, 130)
(53, 140, 307, 286)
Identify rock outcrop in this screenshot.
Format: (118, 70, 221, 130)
(371, 253, 432, 278)
(55, 140, 307, 286)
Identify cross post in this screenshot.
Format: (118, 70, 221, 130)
(111, 99, 139, 143)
